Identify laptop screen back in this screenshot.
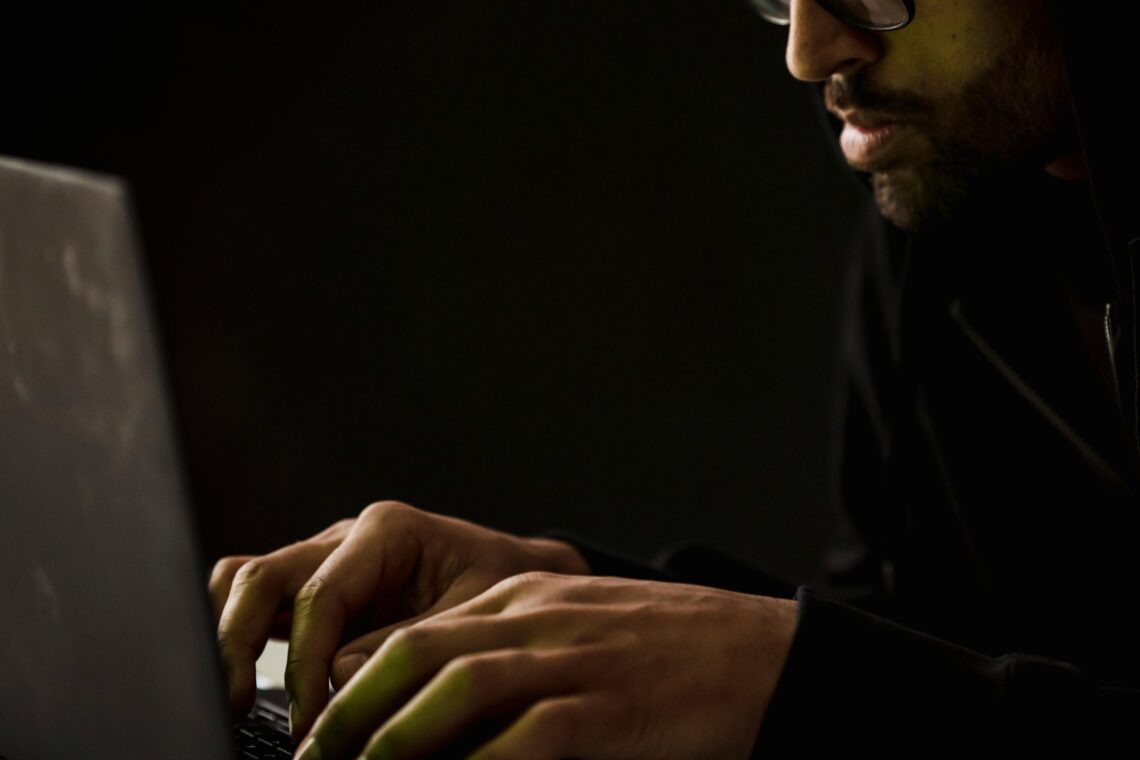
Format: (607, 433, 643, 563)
(0, 157, 234, 760)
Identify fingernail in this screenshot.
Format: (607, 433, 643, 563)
(336, 653, 368, 684)
(296, 737, 322, 760)
(289, 700, 299, 738)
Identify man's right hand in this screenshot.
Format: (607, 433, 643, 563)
(208, 501, 590, 741)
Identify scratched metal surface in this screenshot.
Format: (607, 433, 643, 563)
(0, 156, 233, 760)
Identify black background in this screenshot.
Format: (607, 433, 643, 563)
(4, 0, 866, 583)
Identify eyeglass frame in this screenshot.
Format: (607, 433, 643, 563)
(761, 0, 916, 32)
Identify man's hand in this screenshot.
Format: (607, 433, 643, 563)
(293, 573, 798, 760)
(208, 501, 589, 740)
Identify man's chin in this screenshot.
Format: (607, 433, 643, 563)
(870, 169, 925, 232)
(870, 166, 967, 234)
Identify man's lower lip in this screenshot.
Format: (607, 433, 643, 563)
(840, 122, 907, 168)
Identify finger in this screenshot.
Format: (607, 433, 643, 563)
(330, 573, 505, 689)
(357, 647, 588, 760)
(330, 575, 617, 691)
(208, 522, 354, 626)
(295, 614, 532, 759)
(209, 555, 256, 625)
(216, 540, 340, 713)
(467, 695, 599, 760)
(447, 570, 568, 617)
(286, 504, 426, 740)
(329, 612, 433, 691)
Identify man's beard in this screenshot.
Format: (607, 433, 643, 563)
(824, 16, 1072, 233)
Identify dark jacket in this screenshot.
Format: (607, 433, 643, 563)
(552, 1, 1140, 752)
(753, 166, 1140, 752)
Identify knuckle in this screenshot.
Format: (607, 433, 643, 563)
(358, 502, 386, 522)
(215, 630, 237, 654)
(498, 570, 556, 593)
(360, 500, 425, 531)
(209, 556, 247, 588)
(231, 558, 272, 589)
(216, 631, 253, 662)
(283, 648, 322, 695)
(283, 653, 319, 698)
(361, 500, 409, 520)
(440, 653, 493, 692)
(293, 577, 328, 609)
(530, 699, 579, 743)
(383, 625, 428, 662)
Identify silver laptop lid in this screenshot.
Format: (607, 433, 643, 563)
(0, 156, 234, 759)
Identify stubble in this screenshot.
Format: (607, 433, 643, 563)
(826, 14, 1071, 232)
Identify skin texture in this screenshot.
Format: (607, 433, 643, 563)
(296, 573, 797, 760)
(789, 0, 1075, 231)
(211, 502, 798, 759)
(210, 502, 590, 737)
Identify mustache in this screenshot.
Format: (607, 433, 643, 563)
(823, 74, 930, 120)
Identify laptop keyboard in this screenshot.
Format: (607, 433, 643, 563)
(233, 702, 295, 759)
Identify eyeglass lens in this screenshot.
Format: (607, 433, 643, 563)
(751, 0, 909, 30)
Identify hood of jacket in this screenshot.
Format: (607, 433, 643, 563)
(811, 2, 1140, 466)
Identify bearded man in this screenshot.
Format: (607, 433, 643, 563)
(211, 1, 1140, 755)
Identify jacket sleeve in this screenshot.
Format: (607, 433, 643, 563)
(536, 529, 798, 598)
(534, 529, 673, 582)
(751, 585, 1140, 753)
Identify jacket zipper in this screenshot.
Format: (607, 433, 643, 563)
(1129, 252, 1140, 461)
(1105, 302, 1122, 408)
(950, 298, 1134, 494)
(1105, 302, 1116, 370)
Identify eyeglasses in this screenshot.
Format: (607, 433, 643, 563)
(752, 0, 915, 32)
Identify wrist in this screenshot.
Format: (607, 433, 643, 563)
(745, 594, 799, 731)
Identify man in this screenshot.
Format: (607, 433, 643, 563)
(211, 0, 1140, 756)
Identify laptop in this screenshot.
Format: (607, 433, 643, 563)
(0, 155, 293, 759)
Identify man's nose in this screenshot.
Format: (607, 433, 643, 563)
(785, 0, 883, 82)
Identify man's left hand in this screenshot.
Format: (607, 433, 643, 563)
(294, 572, 798, 759)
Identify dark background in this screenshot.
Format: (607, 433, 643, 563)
(4, 0, 866, 583)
